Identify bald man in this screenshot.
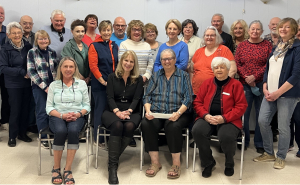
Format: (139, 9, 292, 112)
(263, 17, 281, 47)
(110, 17, 127, 46)
(19, 15, 35, 45)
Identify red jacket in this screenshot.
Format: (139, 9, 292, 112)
(193, 77, 247, 129)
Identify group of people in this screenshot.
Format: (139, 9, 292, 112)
(1, 4, 300, 184)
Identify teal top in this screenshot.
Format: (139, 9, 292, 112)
(46, 78, 91, 115)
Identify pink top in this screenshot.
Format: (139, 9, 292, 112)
(82, 34, 101, 46)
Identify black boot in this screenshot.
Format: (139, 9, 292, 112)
(108, 136, 121, 185)
(120, 137, 132, 155)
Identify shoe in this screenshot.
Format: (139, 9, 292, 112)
(296, 151, 300, 158)
(288, 145, 294, 152)
(253, 152, 276, 162)
(202, 160, 216, 178)
(256, 147, 265, 154)
(273, 134, 278, 142)
(17, 134, 32, 142)
(167, 165, 181, 179)
(273, 158, 285, 169)
(8, 138, 16, 147)
(189, 141, 195, 148)
(63, 169, 75, 184)
(108, 136, 121, 184)
(145, 163, 162, 177)
(129, 138, 136, 147)
(41, 141, 50, 149)
(51, 167, 62, 184)
(224, 167, 234, 176)
(237, 144, 247, 151)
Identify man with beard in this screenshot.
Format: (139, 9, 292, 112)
(263, 17, 281, 47)
(110, 17, 127, 46)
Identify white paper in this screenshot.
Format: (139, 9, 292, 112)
(149, 113, 172, 119)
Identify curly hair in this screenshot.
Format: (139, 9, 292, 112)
(230, 19, 249, 40)
(126, 20, 145, 39)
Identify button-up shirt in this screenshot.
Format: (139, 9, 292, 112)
(143, 67, 193, 114)
(23, 31, 35, 46)
(46, 78, 91, 115)
(263, 33, 282, 48)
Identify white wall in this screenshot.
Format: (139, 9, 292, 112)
(1, 0, 300, 42)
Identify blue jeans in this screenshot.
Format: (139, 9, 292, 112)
(32, 88, 48, 139)
(49, 116, 85, 150)
(243, 82, 263, 148)
(259, 97, 300, 159)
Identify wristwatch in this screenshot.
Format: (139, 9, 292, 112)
(177, 111, 182, 116)
(78, 111, 83, 117)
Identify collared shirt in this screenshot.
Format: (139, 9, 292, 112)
(23, 31, 35, 46)
(180, 35, 204, 61)
(263, 33, 282, 48)
(0, 25, 6, 45)
(110, 32, 127, 47)
(143, 67, 193, 114)
(46, 78, 91, 115)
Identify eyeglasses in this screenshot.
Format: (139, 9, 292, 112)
(161, 57, 174, 62)
(115, 24, 127, 28)
(132, 28, 142, 32)
(61, 81, 75, 103)
(11, 32, 22, 36)
(38, 38, 48, 41)
(21, 22, 34, 26)
(146, 30, 155, 34)
(205, 34, 216, 38)
(58, 32, 64, 42)
(212, 20, 222, 23)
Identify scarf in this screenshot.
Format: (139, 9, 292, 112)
(274, 37, 294, 61)
(9, 39, 24, 50)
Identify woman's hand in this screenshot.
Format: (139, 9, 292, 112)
(98, 77, 107, 86)
(24, 74, 29, 79)
(213, 115, 225, 124)
(204, 114, 218, 125)
(169, 112, 180, 122)
(266, 91, 280, 102)
(116, 111, 130, 120)
(44, 87, 49, 93)
(145, 111, 154, 120)
(84, 77, 90, 84)
(142, 76, 147, 83)
(245, 75, 255, 85)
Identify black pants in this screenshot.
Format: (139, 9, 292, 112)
(141, 113, 190, 153)
(7, 87, 32, 139)
(0, 74, 10, 124)
(192, 119, 240, 168)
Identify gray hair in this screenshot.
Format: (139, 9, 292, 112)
(0, 4, 4, 11)
(212, 13, 224, 22)
(160, 49, 176, 61)
(211, 57, 231, 71)
(297, 18, 300, 25)
(249, 20, 264, 31)
(51, 10, 65, 19)
(6, 22, 23, 35)
(201, 26, 223, 47)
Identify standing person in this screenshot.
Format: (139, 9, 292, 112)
(102, 51, 143, 184)
(211, 13, 234, 53)
(235, 20, 272, 153)
(144, 23, 162, 62)
(0, 4, 10, 128)
(153, 19, 189, 72)
(111, 17, 127, 47)
(89, 20, 118, 148)
(0, 22, 33, 147)
(82, 14, 100, 46)
(41, 9, 73, 60)
(19, 15, 35, 45)
(27, 30, 58, 148)
(229, 19, 249, 55)
(61, 19, 90, 84)
(254, 18, 300, 169)
(46, 57, 90, 184)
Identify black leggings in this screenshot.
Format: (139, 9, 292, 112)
(108, 121, 136, 137)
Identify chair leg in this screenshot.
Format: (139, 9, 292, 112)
(47, 134, 53, 156)
(86, 128, 89, 174)
(38, 133, 42, 176)
(140, 133, 143, 171)
(192, 143, 196, 172)
(186, 129, 189, 169)
(90, 127, 94, 155)
(95, 126, 100, 169)
(240, 135, 245, 180)
(104, 129, 108, 150)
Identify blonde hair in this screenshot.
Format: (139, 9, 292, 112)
(277, 17, 298, 36)
(98, 20, 112, 33)
(126, 20, 145, 39)
(56, 57, 80, 80)
(230, 19, 249, 40)
(165, 19, 182, 35)
(115, 50, 140, 84)
(34, 30, 51, 46)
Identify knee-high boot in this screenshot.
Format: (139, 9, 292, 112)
(108, 136, 121, 185)
(120, 137, 132, 155)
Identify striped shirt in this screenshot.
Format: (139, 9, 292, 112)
(119, 39, 153, 79)
(143, 67, 193, 114)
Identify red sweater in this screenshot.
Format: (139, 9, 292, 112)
(193, 77, 248, 129)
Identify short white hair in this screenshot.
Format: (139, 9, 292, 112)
(212, 13, 224, 22)
(211, 57, 231, 71)
(201, 26, 223, 47)
(0, 4, 4, 11)
(51, 10, 65, 19)
(6, 22, 23, 35)
(249, 20, 264, 32)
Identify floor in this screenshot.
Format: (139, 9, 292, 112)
(0, 124, 300, 185)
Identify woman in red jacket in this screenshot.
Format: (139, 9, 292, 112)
(192, 57, 247, 178)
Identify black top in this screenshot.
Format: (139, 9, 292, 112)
(220, 32, 234, 54)
(210, 77, 230, 116)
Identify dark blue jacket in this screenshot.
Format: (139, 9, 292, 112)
(263, 39, 300, 98)
(0, 39, 32, 88)
(89, 39, 118, 91)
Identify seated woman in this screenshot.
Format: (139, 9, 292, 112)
(192, 57, 247, 178)
(102, 50, 144, 185)
(46, 56, 90, 184)
(141, 49, 193, 179)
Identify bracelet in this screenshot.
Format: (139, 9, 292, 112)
(114, 110, 120, 114)
(78, 111, 83, 117)
(60, 113, 63, 119)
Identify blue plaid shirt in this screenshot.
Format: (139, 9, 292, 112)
(143, 67, 193, 114)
